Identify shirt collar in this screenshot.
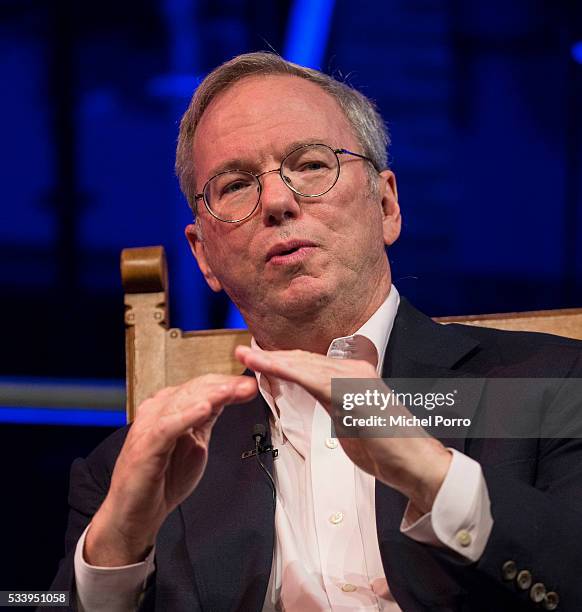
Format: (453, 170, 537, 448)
(251, 284, 399, 396)
(326, 284, 400, 373)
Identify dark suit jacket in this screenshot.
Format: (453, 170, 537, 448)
(48, 298, 582, 611)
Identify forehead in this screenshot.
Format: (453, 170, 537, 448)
(192, 74, 358, 179)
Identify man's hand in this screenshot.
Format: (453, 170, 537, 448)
(235, 345, 451, 515)
(84, 374, 257, 567)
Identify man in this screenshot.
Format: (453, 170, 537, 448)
(48, 52, 582, 611)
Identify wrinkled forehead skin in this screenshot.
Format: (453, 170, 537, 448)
(191, 74, 362, 190)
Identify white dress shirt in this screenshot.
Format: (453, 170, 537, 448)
(75, 285, 493, 611)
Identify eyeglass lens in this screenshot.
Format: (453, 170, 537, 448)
(204, 144, 340, 222)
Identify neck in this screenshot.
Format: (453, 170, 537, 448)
(246, 274, 392, 354)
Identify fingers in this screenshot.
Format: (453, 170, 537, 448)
(235, 345, 324, 378)
(135, 375, 258, 454)
(152, 400, 215, 454)
(235, 345, 341, 388)
(235, 346, 290, 379)
(235, 345, 378, 413)
(235, 346, 333, 406)
(178, 376, 257, 418)
(138, 375, 256, 416)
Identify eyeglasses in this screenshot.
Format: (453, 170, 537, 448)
(193, 143, 376, 223)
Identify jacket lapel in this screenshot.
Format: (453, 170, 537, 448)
(381, 297, 485, 452)
(178, 383, 275, 612)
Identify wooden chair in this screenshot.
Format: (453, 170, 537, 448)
(121, 246, 582, 422)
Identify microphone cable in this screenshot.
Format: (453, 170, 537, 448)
(252, 423, 277, 509)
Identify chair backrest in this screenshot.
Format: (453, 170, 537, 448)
(434, 310, 582, 339)
(122, 246, 582, 421)
(122, 246, 251, 421)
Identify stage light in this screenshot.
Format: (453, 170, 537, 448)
(284, 0, 336, 69)
(0, 407, 125, 427)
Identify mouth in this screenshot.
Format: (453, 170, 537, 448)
(266, 240, 317, 265)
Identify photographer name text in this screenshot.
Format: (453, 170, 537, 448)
(342, 414, 471, 428)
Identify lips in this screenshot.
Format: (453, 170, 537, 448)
(265, 239, 317, 262)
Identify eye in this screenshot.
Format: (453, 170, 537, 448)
(221, 179, 253, 196)
(301, 161, 325, 171)
(294, 158, 332, 172)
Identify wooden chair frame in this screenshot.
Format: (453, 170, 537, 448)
(121, 246, 582, 422)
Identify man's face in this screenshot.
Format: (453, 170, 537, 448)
(187, 74, 400, 323)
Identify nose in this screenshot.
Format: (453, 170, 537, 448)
(259, 169, 301, 226)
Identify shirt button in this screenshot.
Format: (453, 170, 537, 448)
(341, 583, 357, 592)
(325, 437, 339, 449)
(329, 511, 344, 524)
(456, 529, 472, 547)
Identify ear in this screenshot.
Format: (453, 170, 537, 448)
(185, 223, 223, 292)
(378, 170, 401, 247)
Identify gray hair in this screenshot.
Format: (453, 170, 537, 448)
(176, 51, 390, 211)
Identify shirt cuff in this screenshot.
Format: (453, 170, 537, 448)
(400, 448, 493, 562)
(74, 524, 156, 612)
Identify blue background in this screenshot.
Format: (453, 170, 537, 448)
(0, 0, 581, 590)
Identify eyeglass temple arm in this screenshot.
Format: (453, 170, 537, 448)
(335, 148, 378, 169)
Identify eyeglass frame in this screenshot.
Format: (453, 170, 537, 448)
(192, 143, 378, 223)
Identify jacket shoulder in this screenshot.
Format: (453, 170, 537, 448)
(446, 322, 582, 376)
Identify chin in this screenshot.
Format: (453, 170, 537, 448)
(273, 276, 333, 316)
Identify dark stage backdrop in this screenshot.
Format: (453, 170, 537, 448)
(1, 0, 581, 591)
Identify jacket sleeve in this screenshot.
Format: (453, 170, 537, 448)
(41, 427, 130, 612)
(439, 353, 582, 611)
(473, 436, 582, 610)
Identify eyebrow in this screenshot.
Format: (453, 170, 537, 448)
(205, 138, 332, 179)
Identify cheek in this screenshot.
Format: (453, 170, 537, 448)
(204, 226, 259, 278)
(329, 201, 385, 262)
(314, 191, 357, 233)
(320, 188, 381, 240)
